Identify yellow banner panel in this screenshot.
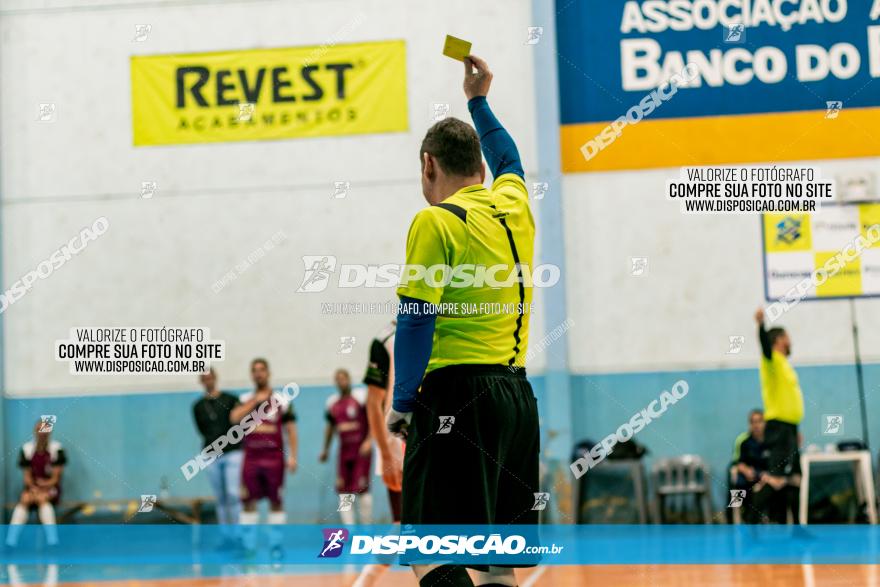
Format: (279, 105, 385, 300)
(815, 251, 862, 297)
(131, 40, 408, 146)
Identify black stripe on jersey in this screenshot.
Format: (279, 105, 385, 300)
(435, 202, 468, 224)
(491, 205, 525, 365)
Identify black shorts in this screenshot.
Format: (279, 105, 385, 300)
(388, 488, 402, 523)
(401, 364, 540, 527)
(764, 419, 801, 477)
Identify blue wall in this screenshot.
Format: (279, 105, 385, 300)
(5, 364, 875, 521)
(2, 376, 550, 524)
(4, 385, 388, 523)
(570, 363, 880, 509)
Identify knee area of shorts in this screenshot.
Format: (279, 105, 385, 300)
(419, 565, 474, 587)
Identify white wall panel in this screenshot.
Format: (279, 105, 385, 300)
(1, 0, 542, 396)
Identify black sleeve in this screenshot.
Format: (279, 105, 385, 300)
(363, 338, 390, 387)
(224, 393, 241, 417)
(54, 448, 67, 467)
(758, 323, 772, 360)
(282, 402, 296, 424)
(192, 401, 208, 437)
(18, 449, 29, 469)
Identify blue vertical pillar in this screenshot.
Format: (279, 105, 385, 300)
(531, 0, 574, 521)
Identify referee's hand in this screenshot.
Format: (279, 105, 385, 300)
(386, 408, 412, 440)
(463, 55, 493, 100)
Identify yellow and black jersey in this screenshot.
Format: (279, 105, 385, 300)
(397, 173, 535, 374)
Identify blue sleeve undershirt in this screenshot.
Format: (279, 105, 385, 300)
(392, 296, 436, 412)
(467, 96, 524, 179)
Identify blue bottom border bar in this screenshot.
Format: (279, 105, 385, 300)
(2, 525, 878, 565)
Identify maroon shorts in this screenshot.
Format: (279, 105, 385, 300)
(241, 454, 284, 506)
(337, 451, 372, 494)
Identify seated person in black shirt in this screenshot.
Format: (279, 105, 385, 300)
(729, 408, 768, 523)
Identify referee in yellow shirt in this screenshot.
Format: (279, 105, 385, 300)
(753, 307, 804, 523)
(386, 56, 539, 587)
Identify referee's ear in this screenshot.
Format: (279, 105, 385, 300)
(421, 152, 434, 179)
(480, 161, 486, 184)
(421, 152, 437, 203)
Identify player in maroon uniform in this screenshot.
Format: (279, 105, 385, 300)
(319, 368, 373, 525)
(6, 420, 67, 547)
(229, 358, 297, 556)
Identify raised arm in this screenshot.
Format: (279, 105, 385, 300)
(464, 55, 523, 179)
(755, 308, 772, 360)
(230, 393, 262, 423)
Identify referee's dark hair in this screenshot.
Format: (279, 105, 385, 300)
(250, 357, 269, 370)
(766, 327, 786, 347)
(420, 117, 482, 177)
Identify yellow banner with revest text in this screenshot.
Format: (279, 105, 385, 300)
(131, 40, 408, 146)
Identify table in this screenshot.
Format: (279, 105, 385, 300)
(800, 450, 877, 525)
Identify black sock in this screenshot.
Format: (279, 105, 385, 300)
(419, 565, 474, 587)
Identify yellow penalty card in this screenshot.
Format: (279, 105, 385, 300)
(443, 35, 471, 61)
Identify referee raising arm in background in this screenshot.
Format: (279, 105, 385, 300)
(753, 308, 804, 524)
(387, 55, 539, 587)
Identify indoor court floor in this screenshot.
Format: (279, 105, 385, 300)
(7, 565, 880, 587)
